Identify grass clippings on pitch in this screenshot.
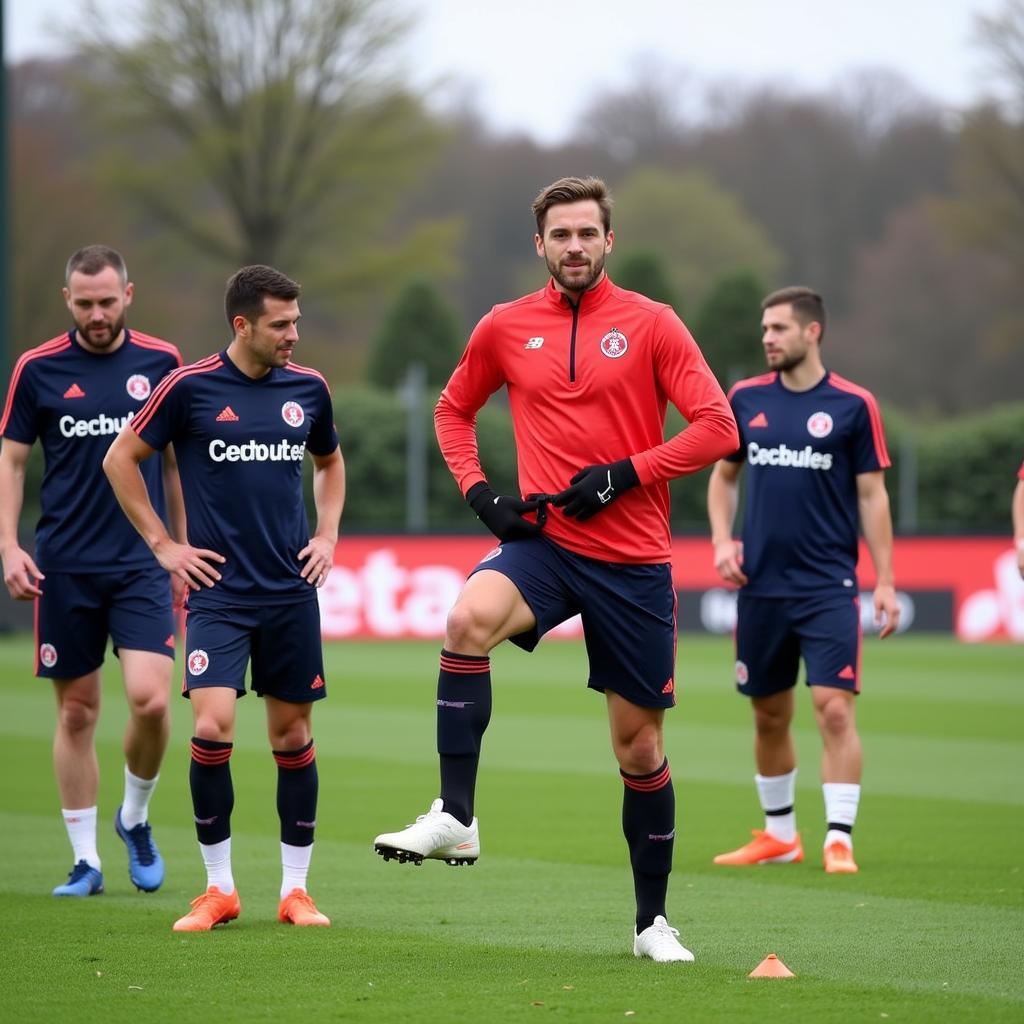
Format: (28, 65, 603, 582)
(0, 635, 1021, 1023)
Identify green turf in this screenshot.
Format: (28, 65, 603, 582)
(0, 634, 1021, 1023)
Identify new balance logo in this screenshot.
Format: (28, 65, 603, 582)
(63, 383, 86, 399)
(311, 674, 325, 689)
(748, 412, 768, 428)
(216, 406, 240, 422)
(838, 665, 856, 680)
(525, 337, 544, 349)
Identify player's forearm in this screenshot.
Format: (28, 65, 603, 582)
(311, 453, 345, 543)
(435, 394, 486, 496)
(0, 455, 26, 550)
(162, 449, 187, 544)
(104, 448, 173, 552)
(632, 408, 740, 486)
(707, 465, 740, 545)
(859, 489, 896, 588)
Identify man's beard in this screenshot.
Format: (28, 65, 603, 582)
(77, 313, 126, 350)
(769, 348, 807, 373)
(548, 252, 605, 294)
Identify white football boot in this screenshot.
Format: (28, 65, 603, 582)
(633, 916, 695, 962)
(373, 798, 479, 866)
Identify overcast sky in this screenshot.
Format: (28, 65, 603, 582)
(6, 0, 1008, 144)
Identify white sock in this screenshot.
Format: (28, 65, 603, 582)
(823, 782, 860, 848)
(756, 770, 797, 842)
(121, 767, 159, 830)
(62, 807, 100, 870)
(281, 842, 313, 898)
(199, 838, 234, 894)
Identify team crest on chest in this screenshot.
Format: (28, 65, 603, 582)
(281, 401, 305, 427)
(126, 374, 151, 400)
(806, 411, 833, 438)
(600, 328, 628, 359)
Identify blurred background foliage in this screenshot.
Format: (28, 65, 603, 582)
(7, 0, 1024, 532)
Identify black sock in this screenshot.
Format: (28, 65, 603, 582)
(189, 737, 234, 845)
(436, 649, 491, 826)
(621, 758, 675, 932)
(274, 739, 318, 846)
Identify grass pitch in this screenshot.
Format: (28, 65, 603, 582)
(0, 634, 1021, 1023)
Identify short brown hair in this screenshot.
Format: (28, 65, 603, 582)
(762, 285, 826, 341)
(532, 176, 613, 235)
(224, 265, 301, 326)
(65, 245, 127, 285)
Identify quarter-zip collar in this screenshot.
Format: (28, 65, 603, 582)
(543, 272, 615, 313)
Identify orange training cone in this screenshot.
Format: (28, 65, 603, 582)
(748, 953, 795, 979)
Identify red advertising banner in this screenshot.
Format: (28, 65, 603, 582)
(321, 536, 1024, 642)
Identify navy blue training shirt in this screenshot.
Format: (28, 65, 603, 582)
(131, 349, 339, 608)
(0, 329, 182, 571)
(725, 370, 890, 596)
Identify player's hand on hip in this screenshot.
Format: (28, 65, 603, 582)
(466, 482, 547, 542)
(713, 539, 748, 586)
(1, 545, 45, 600)
(873, 583, 900, 639)
(154, 538, 225, 591)
(298, 535, 336, 587)
(552, 458, 639, 521)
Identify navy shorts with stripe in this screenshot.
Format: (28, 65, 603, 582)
(734, 592, 862, 697)
(183, 598, 326, 703)
(470, 537, 678, 709)
(34, 567, 175, 679)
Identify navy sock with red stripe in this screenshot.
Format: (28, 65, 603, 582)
(436, 649, 492, 826)
(189, 737, 234, 845)
(621, 758, 675, 932)
(274, 739, 318, 847)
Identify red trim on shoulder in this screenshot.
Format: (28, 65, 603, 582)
(128, 331, 184, 367)
(131, 353, 223, 434)
(726, 371, 777, 401)
(284, 361, 331, 393)
(0, 334, 73, 433)
(828, 372, 891, 467)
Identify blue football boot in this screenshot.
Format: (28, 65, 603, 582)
(53, 860, 104, 897)
(114, 806, 165, 892)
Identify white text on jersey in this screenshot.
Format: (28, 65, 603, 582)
(747, 441, 834, 470)
(208, 438, 307, 462)
(59, 412, 133, 438)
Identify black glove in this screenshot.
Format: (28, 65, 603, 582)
(552, 458, 639, 521)
(466, 482, 548, 542)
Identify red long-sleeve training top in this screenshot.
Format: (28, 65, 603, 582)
(435, 275, 739, 563)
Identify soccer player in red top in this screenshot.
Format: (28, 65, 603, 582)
(0, 245, 184, 897)
(373, 176, 738, 962)
(707, 286, 900, 875)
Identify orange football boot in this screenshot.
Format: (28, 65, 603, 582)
(823, 841, 859, 874)
(278, 889, 331, 926)
(713, 829, 804, 866)
(172, 886, 241, 932)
